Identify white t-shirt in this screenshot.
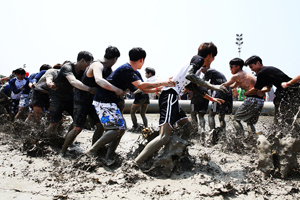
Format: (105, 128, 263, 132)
(11, 79, 27, 100)
(161, 62, 203, 96)
(146, 75, 160, 99)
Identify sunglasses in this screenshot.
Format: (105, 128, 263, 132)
(230, 65, 235, 69)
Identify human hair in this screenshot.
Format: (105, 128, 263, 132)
(129, 47, 146, 61)
(53, 63, 62, 69)
(145, 67, 155, 76)
(229, 58, 244, 69)
(15, 68, 26, 75)
(40, 64, 52, 71)
(104, 46, 120, 59)
(77, 51, 94, 62)
(62, 60, 71, 66)
(245, 55, 263, 66)
(197, 42, 218, 58)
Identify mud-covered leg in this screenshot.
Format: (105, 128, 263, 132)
(199, 113, 206, 132)
(208, 111, 216, 130)
(218, 113, 226, 131)
(233, 120, 244, 136)
(140, 104, 148, 127)
(190, 111, 199, 133)
(60, 126, 82, 156)
(178, 119, 194, 140)
(85, 129, 120, 156)
(92, 123, 104, 145)
(135, 123, 172, 165)
(106, 136, 122, 159)
(247, 123, 256, 135)
(44, 123, 59, 137)
(130, 104, 140, 128)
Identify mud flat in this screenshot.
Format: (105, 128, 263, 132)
(0, 114, 299, 199)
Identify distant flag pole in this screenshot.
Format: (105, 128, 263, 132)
(236, 34, 243, 58)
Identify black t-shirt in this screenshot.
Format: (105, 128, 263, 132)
(50, 63, 83, 101)
(204, 68, 232, 98)
(74, 61, 112, 103)
(203, 68, 227, 85)
(94, 63, 141, 104)
(191, 85, 208, 100)
(254, 66, 291, 93)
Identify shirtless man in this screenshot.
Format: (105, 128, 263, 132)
(222, 58, 265, 136)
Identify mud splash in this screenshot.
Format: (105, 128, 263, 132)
(0, 114, 299, 199)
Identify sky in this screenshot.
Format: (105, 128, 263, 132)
(0, 0, 299, 82)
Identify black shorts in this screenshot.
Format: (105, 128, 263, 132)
(73, 101, 100, 128)
(133, 93, 150, 105)
(159, 89, 187, 129)
(49, 99, 73, 123)
(211, 89, 233, 114)
(31, 89, 50, 109)
(191, 97, 209, 113)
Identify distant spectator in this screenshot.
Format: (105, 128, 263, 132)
(145, 67, 159, 99)
(237, 87, 246, 101)
(232, 87, 238, 101)
(9, 68, 28, 120)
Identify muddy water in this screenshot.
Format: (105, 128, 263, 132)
(0, 114, 299, 199)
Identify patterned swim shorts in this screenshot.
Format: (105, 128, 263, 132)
(93, 101, 126, 130)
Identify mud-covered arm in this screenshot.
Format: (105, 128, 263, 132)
(185, 82, 205, 97)
(185, 65, 228, 93)
(93, 62, 125, 96)
(244, 87, 258, 96)
(222, 75, 238, 88)
(65, 75, 97, 94)
(187, 83, 225, 105)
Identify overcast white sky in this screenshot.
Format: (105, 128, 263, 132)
(0, 0, 299, 82)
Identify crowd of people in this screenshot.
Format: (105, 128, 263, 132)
(0, 42, 299, 167)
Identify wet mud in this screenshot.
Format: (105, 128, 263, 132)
(0, 114, 300, 199)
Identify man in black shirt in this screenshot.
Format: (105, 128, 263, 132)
(202, 67, 232, 132)
(45, 51, 97, 137)
(60, 47, 124, 157)
(244, 55, 300, 132)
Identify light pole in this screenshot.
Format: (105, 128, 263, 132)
(236, 33, 243, 58)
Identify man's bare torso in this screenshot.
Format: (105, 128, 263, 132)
(233, 70, 256, 91)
